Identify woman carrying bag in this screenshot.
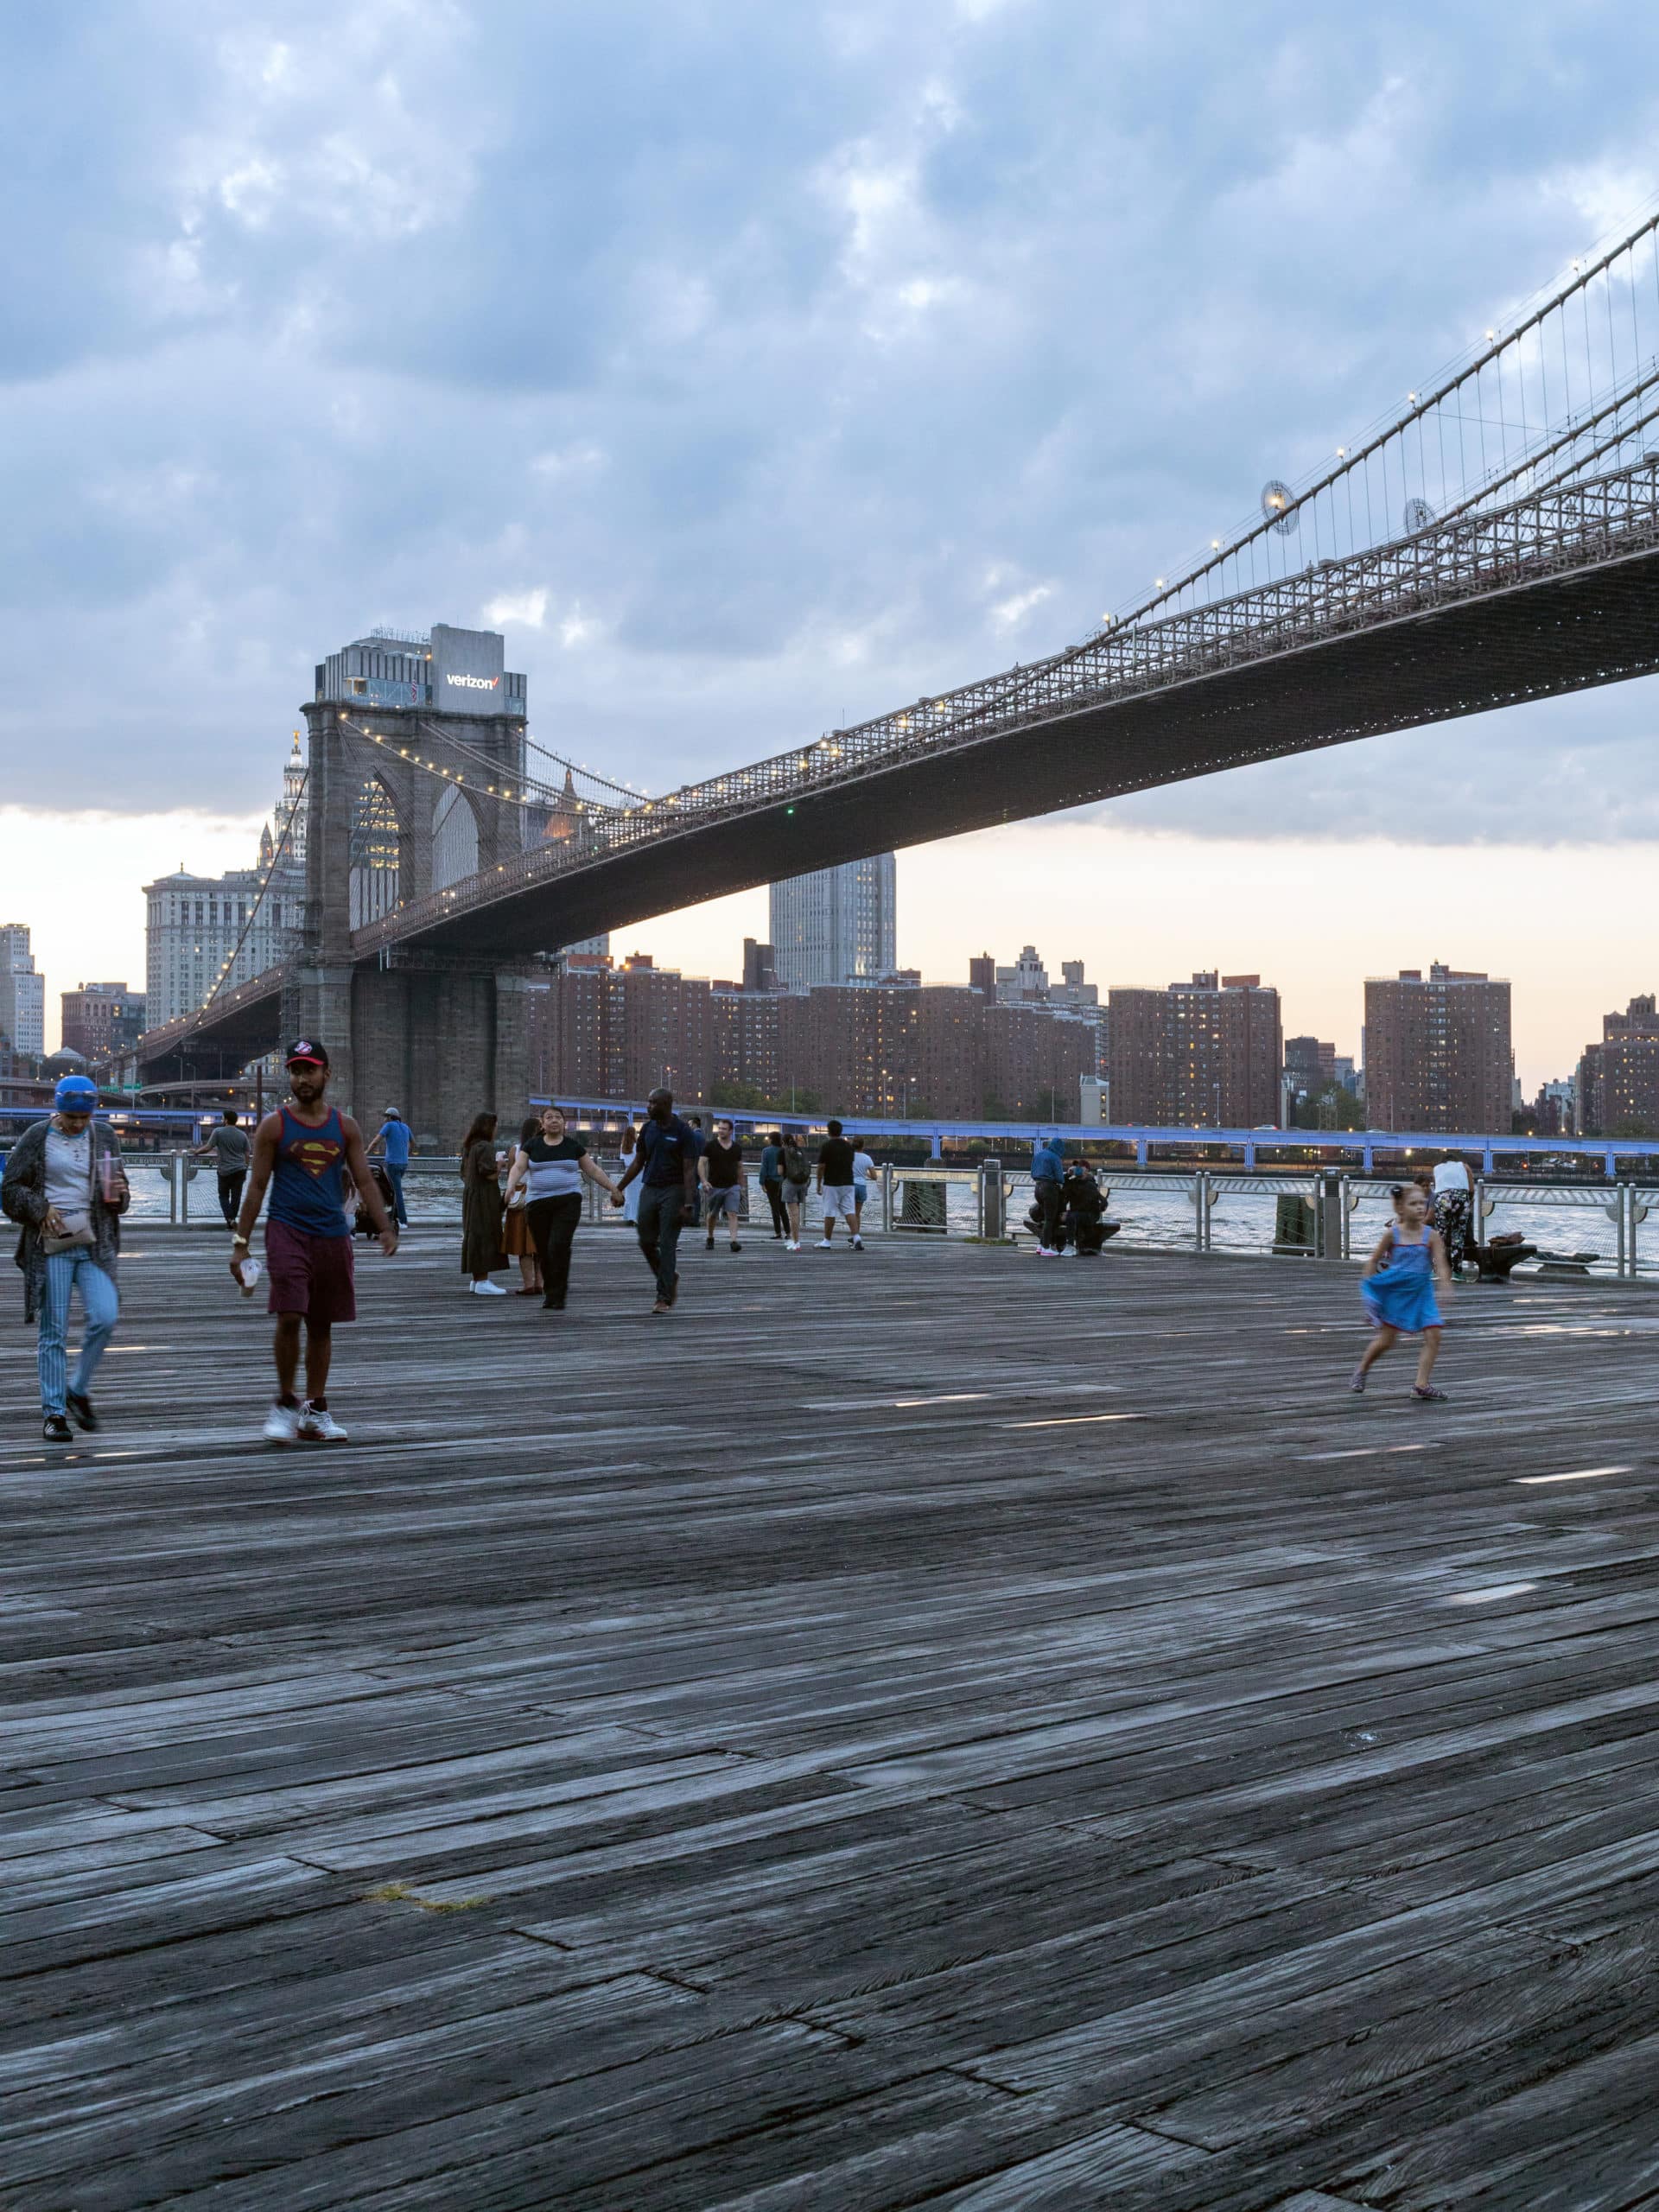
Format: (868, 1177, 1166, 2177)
(1, 1074, 130, 1442)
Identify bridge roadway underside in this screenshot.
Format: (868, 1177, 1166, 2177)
(7, 1227, 1659, 2207)
(418, 540, 1659, 956)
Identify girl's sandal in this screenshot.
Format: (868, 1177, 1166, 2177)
(1411, 1385, 1448, 1402)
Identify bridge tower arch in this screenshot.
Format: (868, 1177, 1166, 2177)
(286, 625, 542, 1147)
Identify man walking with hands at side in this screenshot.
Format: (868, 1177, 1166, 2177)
(613, 1085, 700, 1313)
(232, 1040, 397, 1442)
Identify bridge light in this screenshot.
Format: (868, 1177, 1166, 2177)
(1155, 578, 1166, 588)
(1336, 448, 1345, 459)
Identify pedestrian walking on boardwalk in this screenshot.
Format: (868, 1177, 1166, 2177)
(2, 1073, 130, 1443)
(460, 1113, 509, 1295)
(613, 1086, 701, 1312)
(850, 1136, 877, 1241)
(778, 1129, 811, 1250)
(1432, 1153, 1474, 1276)
(1351, 1183, 1453, 1401)
(367, 1106, 412, 1226)
(618, 1120, 643, 1225)
(502, 1104, 622, 1312)
(190, 1107, 251, 1228)
(232, 1039, 397, 1444)
(502, 1116, 543, 1295)
(758, 1130, 789, 1239)
(816, 1119, 861, 1249)
(1031, 1132, 1065, 1256)
(699, 1117, 747, 1250)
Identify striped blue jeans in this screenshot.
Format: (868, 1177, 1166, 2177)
(38, 1249, 119, 1416)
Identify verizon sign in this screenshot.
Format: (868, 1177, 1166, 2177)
(444, 672, 500, 691)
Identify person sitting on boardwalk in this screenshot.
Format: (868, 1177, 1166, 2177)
(460, 1113, 508, 1297)
(1065, 1160, 1108, 1255)
(1352, 1182, 1453, 1402)
(503, 1104, 622, 1313)
(2, 1073, 130, 1443)
(613, 1086, 701, 1313)
(232, 1039, 397, 1443)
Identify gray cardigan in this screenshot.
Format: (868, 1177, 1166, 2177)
(1, 1119, 130, 1324)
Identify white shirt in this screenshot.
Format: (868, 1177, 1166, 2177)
(852, 1151, 877, 1184)
(1432, 1160, 1471, 1194)
(44, 1127, 93, 1212)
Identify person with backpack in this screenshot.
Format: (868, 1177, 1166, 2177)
(758, 1131, 789, 1239)
(778, 1129, 811, 1251)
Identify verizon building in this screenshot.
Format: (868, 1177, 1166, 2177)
(315, 623, 528, 717)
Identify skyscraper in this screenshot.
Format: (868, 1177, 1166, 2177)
(0, 924, 46, 1060)
(769, 855, 896, 988)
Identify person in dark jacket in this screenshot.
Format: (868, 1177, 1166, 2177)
(459, 1112, 508, 1294)
(1031, 1134, 1065, 1256)
(758, 1132, 789, 1238)
(2, 1074, 130, 1441)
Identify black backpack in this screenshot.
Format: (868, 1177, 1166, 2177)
(780, 1142, 808, 1182)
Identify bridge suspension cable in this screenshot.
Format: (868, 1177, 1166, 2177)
(1109, 194, 1659, 632)
(192, 768, 307, 1020)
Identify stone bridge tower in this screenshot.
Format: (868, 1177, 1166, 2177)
(285, 623, 545, 1147)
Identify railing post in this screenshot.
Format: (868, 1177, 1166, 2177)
(978, 1158, 1005, 1240)
(881, 1163, 894, 1235)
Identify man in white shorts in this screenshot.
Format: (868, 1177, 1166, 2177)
(851, 1137, 877, 1242)
(816, 1119, 862, 1249)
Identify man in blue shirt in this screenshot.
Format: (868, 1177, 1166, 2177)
(367, 1105, 411, 1225)
(1031, 1133, 1065, 1257)
(613, 1086, 701, 1312)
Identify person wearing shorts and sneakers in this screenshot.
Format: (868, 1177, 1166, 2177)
(699, 1119, 747, 1250)
(777, 1131, 811, 1250)
(850, 1138, 877, 1245)
(232, 1040, 397, 1443)
(816, 1119, 860, 1249)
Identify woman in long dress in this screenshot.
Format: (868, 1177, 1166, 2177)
(1351, 1182, 1452, 1400)
(502, 1116, 543, 1295)
(460, 1112, 508, 1296)
(619, 1120, 643, 1225)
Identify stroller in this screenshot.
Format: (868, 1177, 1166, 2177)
(353, 1161, 397, 1237)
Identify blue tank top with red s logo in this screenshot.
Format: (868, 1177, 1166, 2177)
(270, 1105, 351, 1237)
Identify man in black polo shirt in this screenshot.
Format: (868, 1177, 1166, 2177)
(699, 1118, 747, 1251)
(613, 1087, 701, 1312)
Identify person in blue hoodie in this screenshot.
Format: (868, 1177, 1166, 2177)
(1031, 1133, 1065, 1256)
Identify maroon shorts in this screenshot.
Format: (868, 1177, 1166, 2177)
(265, 1218, 356, 1324)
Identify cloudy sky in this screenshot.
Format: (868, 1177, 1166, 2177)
(5, 0, 1658, 1078)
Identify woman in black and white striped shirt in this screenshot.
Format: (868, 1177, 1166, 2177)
(503, 1105, 622, 1313)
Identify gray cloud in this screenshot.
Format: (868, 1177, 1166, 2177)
(4, 0, 1659, 837)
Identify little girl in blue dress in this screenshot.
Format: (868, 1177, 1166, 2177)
(1351, 1182, 1453, 1400)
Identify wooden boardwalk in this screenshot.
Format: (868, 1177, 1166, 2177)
(4, 1222, 1659, 2210)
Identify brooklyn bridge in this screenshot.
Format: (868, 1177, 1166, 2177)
(135, 211, 1659, 1131)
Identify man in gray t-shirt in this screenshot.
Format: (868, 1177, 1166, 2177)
(192, 1109, 251, 1227)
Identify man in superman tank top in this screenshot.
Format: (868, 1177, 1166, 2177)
(231, 1040, 397, 1444)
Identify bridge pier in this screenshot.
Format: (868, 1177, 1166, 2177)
(283, 958, 538, 1149)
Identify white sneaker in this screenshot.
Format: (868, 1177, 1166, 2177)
(785, 1240, 800, 1252)
(299, 1402, 349, 1442)
(473, 1280, 508, 1296)
(263, 1401, 301, 1446)
(818, 1238, 833, 1249)
(851, 1236, 864, 1250)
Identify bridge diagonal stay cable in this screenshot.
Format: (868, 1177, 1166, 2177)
(193, 771, 307, 1020)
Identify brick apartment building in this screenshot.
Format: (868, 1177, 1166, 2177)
(1577, 994, 1659, 1136)
(60, 982, 147, 1065)
(531, 961, 1096, 1119)
(1363, 963, 1512, 1133)
(1107, 973, 1282, 1127)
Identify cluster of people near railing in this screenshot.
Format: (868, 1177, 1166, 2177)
(447, 1098, 880, 1310)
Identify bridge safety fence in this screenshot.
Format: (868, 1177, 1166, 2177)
(99, 1157, 1659, 1281)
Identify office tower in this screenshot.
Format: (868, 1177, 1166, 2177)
(1108, 972, 1283, 1128)
(769, 855, 896, 987)
(60, 984, 147, 1063)
(741, 938, 779, 993)
(1363, 963, 1512, 1133)
(1576, 995, 1659, 1136)
(0, 924, 47, 1060)
(143, 741, 308, 1027)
